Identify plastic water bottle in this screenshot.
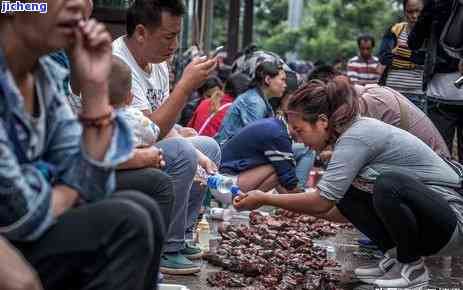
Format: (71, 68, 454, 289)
(196, 216, 210, 252)
(207, 174, 240, 204)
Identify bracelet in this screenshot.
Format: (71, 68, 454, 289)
(78, 110, 115, 129)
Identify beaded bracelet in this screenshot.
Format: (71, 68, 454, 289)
(78, 110, 115, 129)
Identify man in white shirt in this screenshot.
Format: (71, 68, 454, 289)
(112, 0, 220, 275)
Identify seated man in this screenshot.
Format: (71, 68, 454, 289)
(112, 0, 221, 274)
(51, 0, 219, 275)
(221, 116, 299, 194)
(0, 1, 165, 289)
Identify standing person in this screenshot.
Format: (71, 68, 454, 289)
(234, 78, 463, 288)
(112, 0, 221, 274)
(215, 61, 287, 144)
(347, 34, 381, 85)
(378, 0, 426, 112)
(0, 1, 166, 290)
(408, 0, 463, 162)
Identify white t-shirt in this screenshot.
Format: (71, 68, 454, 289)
(112, 36, 170, 112)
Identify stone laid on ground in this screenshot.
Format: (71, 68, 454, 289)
(204, 210, 352, 289)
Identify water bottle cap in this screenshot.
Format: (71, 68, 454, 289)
(230, 186, 240, 196)
(207, 175, 217, 189)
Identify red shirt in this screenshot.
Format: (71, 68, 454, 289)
(188, 94, 234, 137)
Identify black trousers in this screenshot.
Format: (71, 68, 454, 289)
(337, 172, 457, 263)
(116, 167, 175, 234)
(428, 101, 463, 162)
(13, 190, 165, 290)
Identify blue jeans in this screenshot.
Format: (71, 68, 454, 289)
(156, 136, 221, 251)
(185, 136, 221, 240)
(155, 138, 197, 253)
(292, 143, 316, 189)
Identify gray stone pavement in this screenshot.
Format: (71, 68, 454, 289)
(163, 215, 463, 290)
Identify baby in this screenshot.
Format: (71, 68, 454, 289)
(109, 56, 160, 148)
(109, 56, 207, 179)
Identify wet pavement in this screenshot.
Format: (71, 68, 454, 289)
(163, 212, 463, 290)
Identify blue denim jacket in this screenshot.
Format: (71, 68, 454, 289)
(215, 88, 274, 144)
(0, 50, 134, 241)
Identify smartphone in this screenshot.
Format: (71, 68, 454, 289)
(210, 46, 225, 58)
(455, 75, 463, 89)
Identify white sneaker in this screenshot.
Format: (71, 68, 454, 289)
(354, 252, 397, 284)
(374, 258, 430, 288)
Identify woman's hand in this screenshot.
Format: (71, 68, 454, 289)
(70, 19, 112, 116)
(233, 190, 266, 211)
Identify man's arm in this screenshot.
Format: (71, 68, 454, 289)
(0, 237, 43, 290)
(117, 147, 165, 170)
(147, 58, 216, 139)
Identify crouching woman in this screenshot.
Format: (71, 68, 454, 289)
(234, 76, 463, 288)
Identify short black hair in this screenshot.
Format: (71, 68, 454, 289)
(127, 0, 186, 37)
(306, 65, 341, 83)
(198, 77, 223, 96)
(357, 33, 375, 48)
(224, 72, 250, 98)
(250, 61, 284, 88)
(109, 56, 132, 107)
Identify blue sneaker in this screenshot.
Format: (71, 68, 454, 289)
(180, 242, 203, 260)
(160, 253, 201, 275)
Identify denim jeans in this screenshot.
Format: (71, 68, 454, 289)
(155, 136, 221, 252)
(292, 143, 316, 189)
(185, 136, 221, 240)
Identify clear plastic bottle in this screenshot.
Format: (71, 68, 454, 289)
(207, 174, 241, 204)
(196, 216, 210, 252)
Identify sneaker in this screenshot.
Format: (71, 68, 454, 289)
(354, 252, 397, 284)
(374, 259, 430, 288)
(180, 242, 203, 260)
(357, 237, 380, 250)
(159, 253, 201, 275)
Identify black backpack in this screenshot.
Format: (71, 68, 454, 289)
(441, 0, 463, 60)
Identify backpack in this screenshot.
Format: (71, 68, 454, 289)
(440, 0, 463, 60)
